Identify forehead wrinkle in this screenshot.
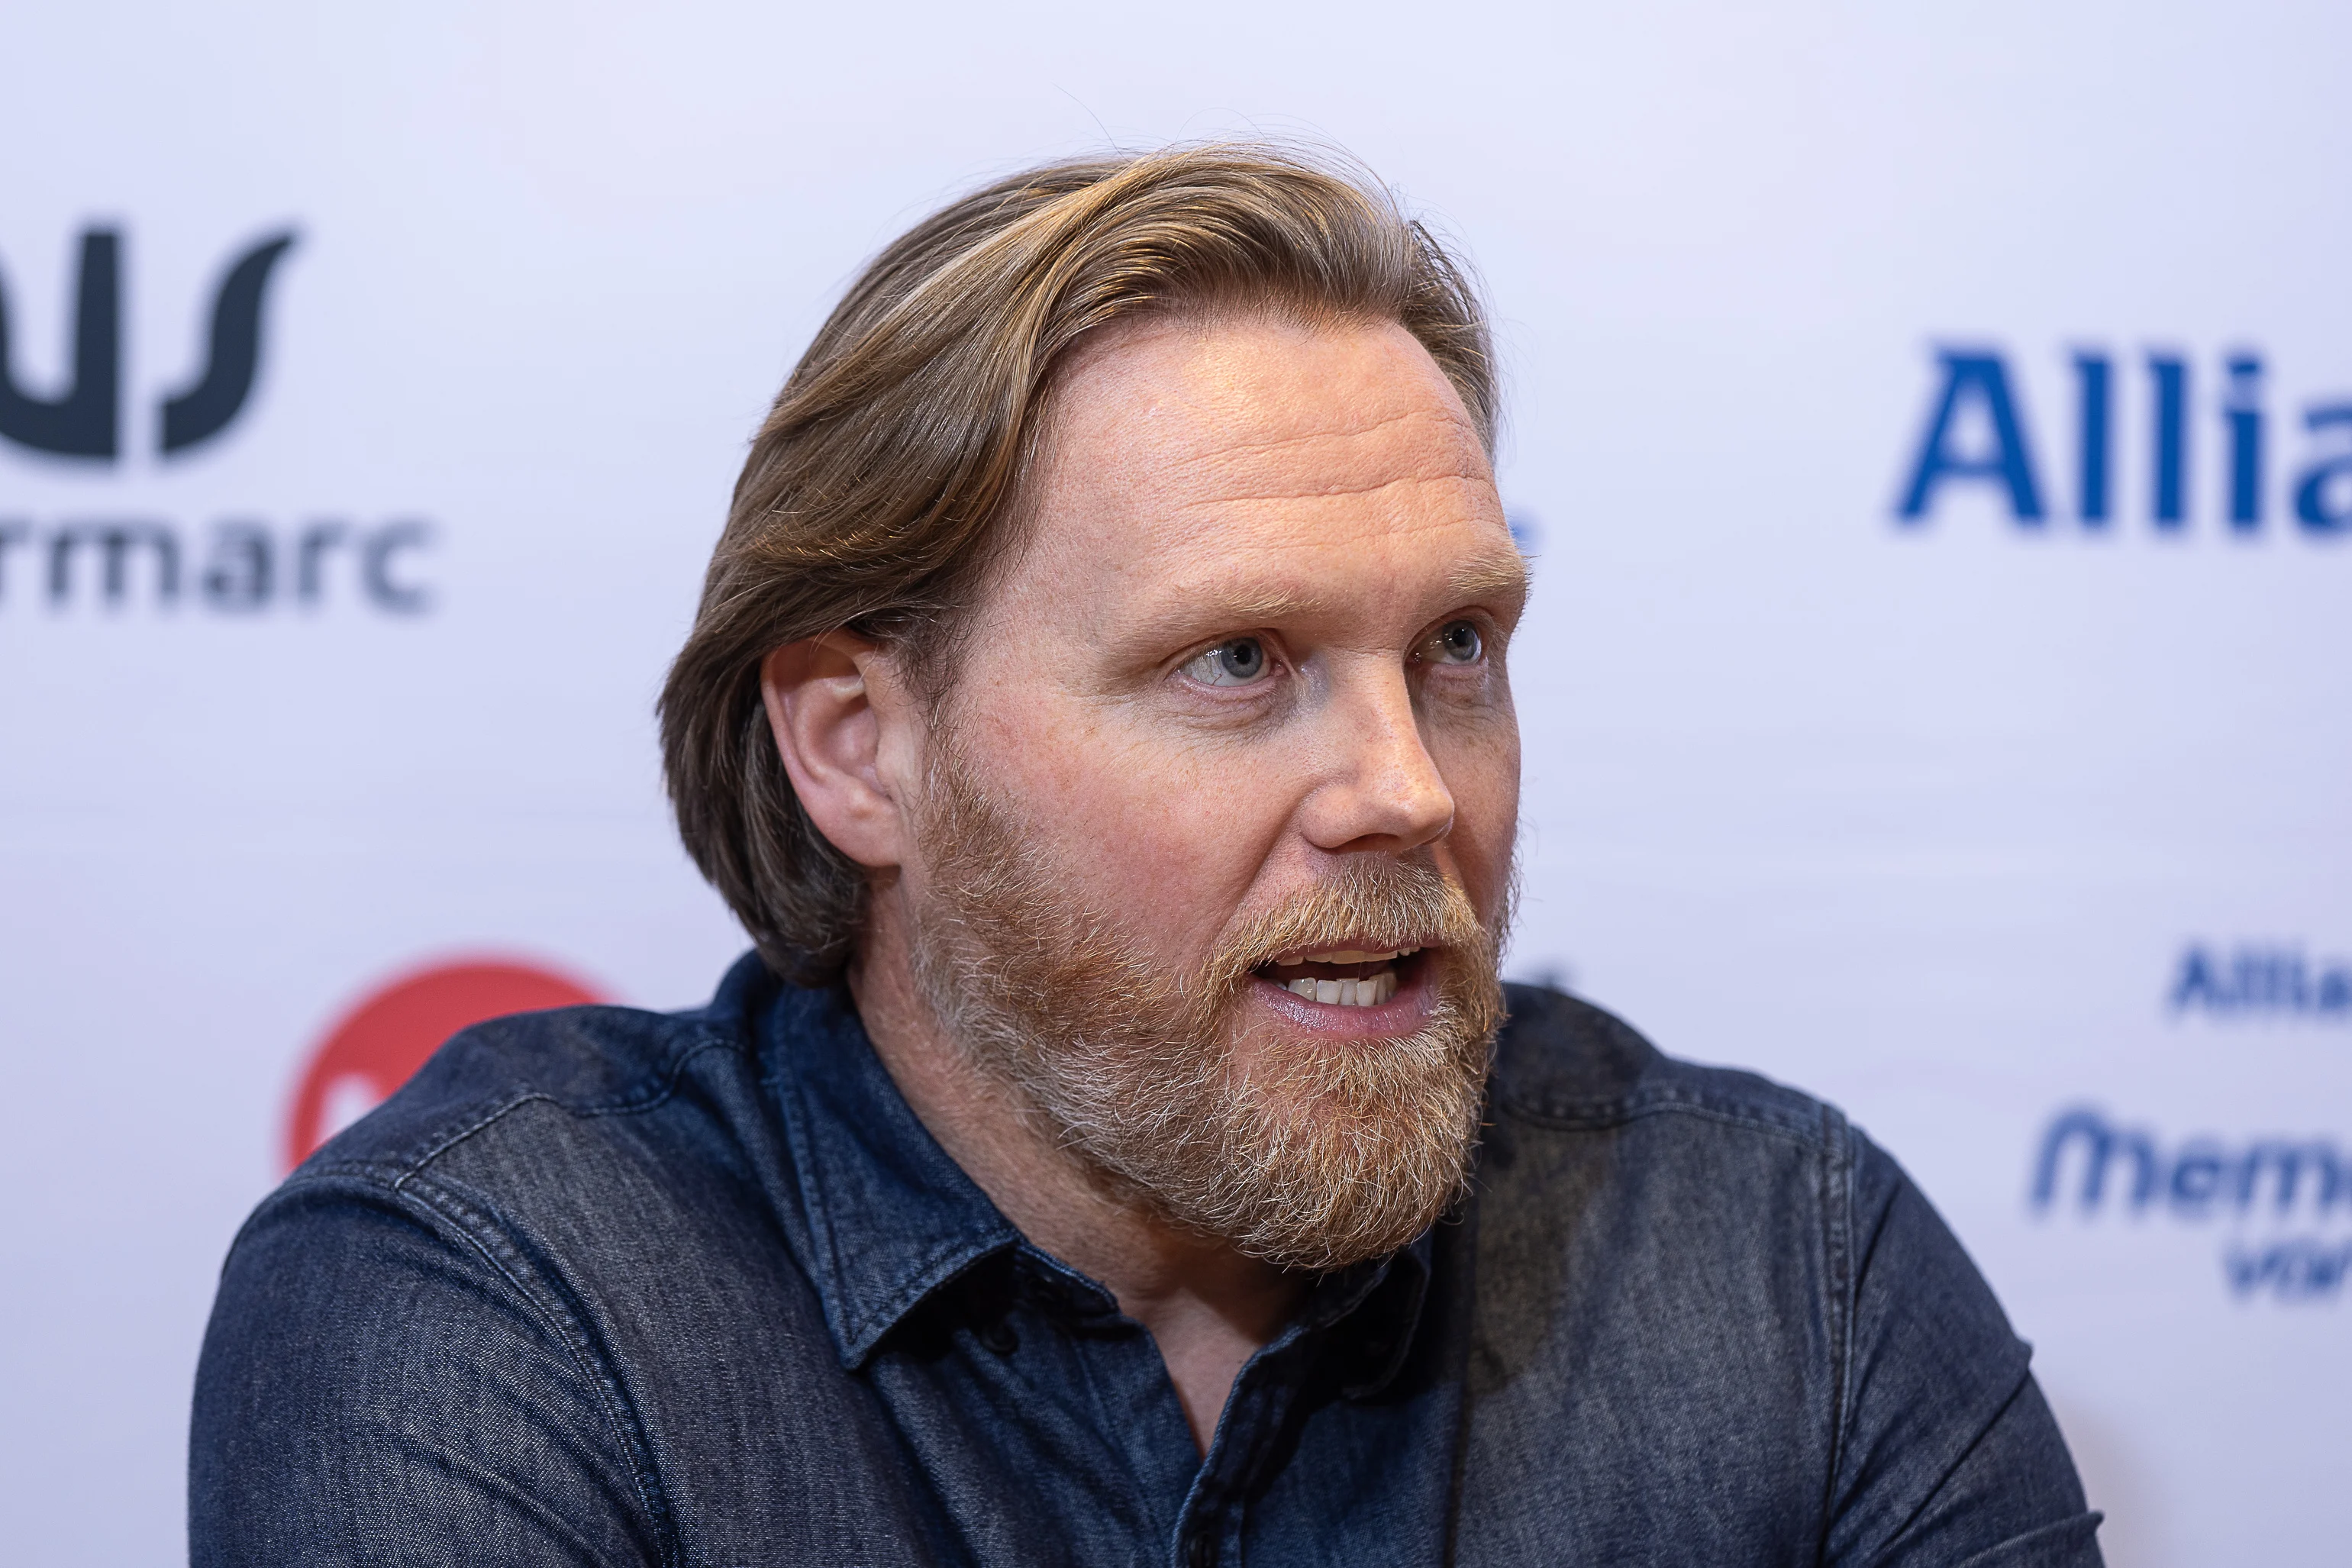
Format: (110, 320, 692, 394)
(1158, 486, 1504, 558)
(1160, 414, 1489, 502)
(1160, 405, 1476, 469)
(1173, 465, 1492, 511)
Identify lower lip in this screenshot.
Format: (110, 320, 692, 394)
(1249, 958, 1438, 1037)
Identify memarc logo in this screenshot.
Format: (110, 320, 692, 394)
(0, 221, 440, 617)
(2031, 1106, 2352, 1303)
(0, 226, 296, 460)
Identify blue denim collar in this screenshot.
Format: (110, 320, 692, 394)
(735, 953, 1431, 1389)
(750, 968, 1023, 1368)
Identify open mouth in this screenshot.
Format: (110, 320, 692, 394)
(1254, 947, 1426, 1008)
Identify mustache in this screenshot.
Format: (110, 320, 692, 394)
(1197, 857, 1493, 995)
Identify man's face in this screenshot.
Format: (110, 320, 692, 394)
(898, 311, 1526, 1267)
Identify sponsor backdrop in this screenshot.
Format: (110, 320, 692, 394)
(2, 3, 2343, 1562)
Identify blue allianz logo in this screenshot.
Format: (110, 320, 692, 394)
(1895, 344, 2352, 537)
(2031, 1107, 2352, 1302)
(2170, 942, 2352, 1021)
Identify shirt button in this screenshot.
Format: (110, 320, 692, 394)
(976, 1320, 1018, 1356)
(1186, 1533, 1216, 1568)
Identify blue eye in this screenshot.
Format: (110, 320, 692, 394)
(1428, 620, 1483, 665)
(1184, 637, 1270, 686)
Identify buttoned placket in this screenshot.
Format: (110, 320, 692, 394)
(1170, 1332, 1313, 1568)
(953, 1244, 1420, 1568)
(1167, 1254, 1422, 1568)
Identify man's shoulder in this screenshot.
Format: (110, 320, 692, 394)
(227, 953, 817, 1355)
(1464, 988, 2087, 1565)
(1492, 981, 1850, 1156)
(300, 990, 757, 1189)
(270, 953, 792, 1218)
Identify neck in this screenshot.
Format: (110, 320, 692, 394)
(847, 881, 1305, 1453)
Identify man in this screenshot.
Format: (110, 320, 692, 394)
(193, 144, 2102, 1565)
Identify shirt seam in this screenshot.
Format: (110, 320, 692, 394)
(289, 1030, 743, 1193)
(1818, 1110, 1858, 1565)
(369, 1170, 684, 1568)
(1491, 1089, 1837, 1153)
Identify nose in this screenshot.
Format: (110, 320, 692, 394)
(1298, 666, 1455, 855)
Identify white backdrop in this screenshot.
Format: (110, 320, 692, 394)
(2, 4, 2346, 1563)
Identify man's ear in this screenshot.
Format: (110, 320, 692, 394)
(760, 634, 915, 870)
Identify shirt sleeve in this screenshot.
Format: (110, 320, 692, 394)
(1822, 1134, 2105, 1567)
(190, 1173, 665, 1568)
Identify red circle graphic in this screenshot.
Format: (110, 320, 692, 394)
(283, 957, 608, 1172)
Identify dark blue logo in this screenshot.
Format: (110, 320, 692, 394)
(0, 518, 431, 615)
(0, 227, 296, 461)
(0, 223, 437, 615)
(2170, 942, 2352, 1020)
(2031, 1108, 2346, 1219)
(1895, 344, 2352, 536)
(2031, 1107, 2352, 1302)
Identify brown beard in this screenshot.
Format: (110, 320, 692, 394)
(903, 739, 1508, 1273)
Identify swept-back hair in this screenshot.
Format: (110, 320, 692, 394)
(659, 142, 1495, 982)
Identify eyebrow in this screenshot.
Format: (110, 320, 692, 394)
(1444, 553, 1531, 611)
(1120, 547, 1531, 650)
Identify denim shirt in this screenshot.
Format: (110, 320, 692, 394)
(192, 954, 2101, 1566)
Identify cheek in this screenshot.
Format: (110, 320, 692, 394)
(963, 699, 1290, 944)
(1432, 709, 1522, 918)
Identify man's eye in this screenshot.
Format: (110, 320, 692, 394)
(1183, 637, 1270, 687)
(1426, 620, 1483, 665)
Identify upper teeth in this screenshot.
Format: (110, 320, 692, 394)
(1288, 947, 1417, 966)
(1287, 972, 1399, 1007)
